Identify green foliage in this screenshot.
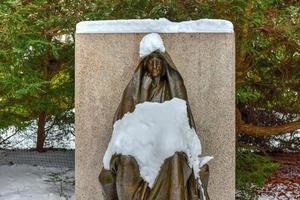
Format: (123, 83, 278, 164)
(92, 0, 300, 115)
(0, 1, 299, 147)
(237, 86, 263, 104)
(0, 0, 77, 131)
(236, 147, 280, 199)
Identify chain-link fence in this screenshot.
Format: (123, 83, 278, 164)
(0, 149, 74, 168)
(0, 115, 75, 169)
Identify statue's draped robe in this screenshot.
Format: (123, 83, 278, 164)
(99, 51, 209, 200)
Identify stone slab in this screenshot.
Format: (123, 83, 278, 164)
(75, 33, 235, 200)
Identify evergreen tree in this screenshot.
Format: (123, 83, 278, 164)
(0, 0, 78, 151)
(1, 0, 299, 148)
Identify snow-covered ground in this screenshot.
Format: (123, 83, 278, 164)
(257, 182, 300, 200)
(257, 162, 300, 200)
(0, 164, 74, 200)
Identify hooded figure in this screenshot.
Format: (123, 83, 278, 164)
(99, 50, 210, 200)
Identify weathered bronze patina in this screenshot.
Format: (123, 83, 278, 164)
(99, 51, 210, 200)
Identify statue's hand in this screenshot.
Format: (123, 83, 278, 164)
(142, 73, 152, 88)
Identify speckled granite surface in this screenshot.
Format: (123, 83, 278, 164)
(75, 33, 235, 200)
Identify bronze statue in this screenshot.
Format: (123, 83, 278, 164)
(99, 50, 210, 200)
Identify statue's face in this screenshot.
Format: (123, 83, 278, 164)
(147, 55, 163, 77)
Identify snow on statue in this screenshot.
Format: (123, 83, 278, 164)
(103, 98, 212, 187)
(99, 33, 212, 200)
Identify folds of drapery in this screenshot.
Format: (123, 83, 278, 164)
(99, 51, 210, 200)
(99, 153, 210, 200)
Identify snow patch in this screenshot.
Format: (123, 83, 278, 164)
(0, 164, 74, 200)
(139, 33, 165, 57)
(76, 18, 233, 33)
(103, 98, 212, 188)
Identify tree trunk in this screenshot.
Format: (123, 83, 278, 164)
(239, 120, 300, 137)
(236, 108, 300, 137)
(36, 47, 49, 152)
(36, 111, 46, 152)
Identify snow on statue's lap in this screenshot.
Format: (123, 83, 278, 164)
(103, 98, 211, 188)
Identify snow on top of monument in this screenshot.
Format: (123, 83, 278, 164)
(76, 18, 233, 33)
(139, 33, 165, 57)
(103, 98, 213, 188)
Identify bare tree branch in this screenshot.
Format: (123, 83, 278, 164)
(236, 108, 300, 137)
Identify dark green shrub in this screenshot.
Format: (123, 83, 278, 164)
(236, 147, 280, 199)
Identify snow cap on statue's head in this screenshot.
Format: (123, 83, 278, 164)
(139, 33, 166, 58)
